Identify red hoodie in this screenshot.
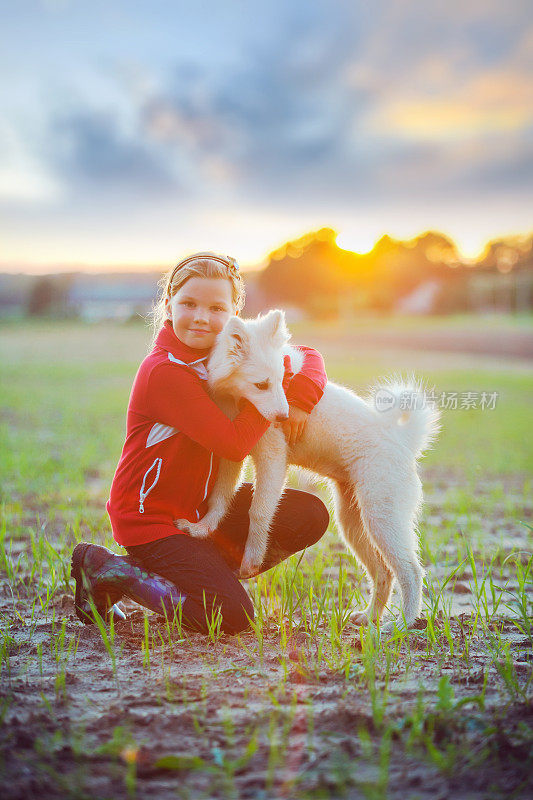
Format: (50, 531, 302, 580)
(107, 321, 327, 546)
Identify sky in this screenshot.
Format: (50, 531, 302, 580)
(1, 0, 532, 272)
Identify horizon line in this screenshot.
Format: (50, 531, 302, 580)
(2, 226, 532, 276)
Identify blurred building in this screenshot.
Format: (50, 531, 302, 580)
(69, 274, 159, 321)
(467, 272, 533, 314)
(396, 281, 442, 314)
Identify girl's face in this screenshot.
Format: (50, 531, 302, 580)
(166, 276, 234, 350)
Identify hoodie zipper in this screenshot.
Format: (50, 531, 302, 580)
(139, 458, 162, 514)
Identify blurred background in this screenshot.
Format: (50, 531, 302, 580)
(0, 0, 532, 331)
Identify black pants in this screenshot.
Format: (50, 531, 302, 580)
(126, 483, 329, 635)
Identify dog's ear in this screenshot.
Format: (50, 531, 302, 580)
(207, 316, 249, 388)
(264, 309, 290, 348)
(224, 316, 249, 362)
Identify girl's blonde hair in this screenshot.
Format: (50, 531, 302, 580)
(151, 251, 245, 343)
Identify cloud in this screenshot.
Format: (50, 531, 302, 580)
(132, 17, 381, 201)
(49, 110, 180, 196)
(0, 121, 62, 203)
(1, 0, 532, 241)
(130, 13, 533, 206)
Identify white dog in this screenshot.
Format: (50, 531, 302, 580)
(176, 310, 440, 632)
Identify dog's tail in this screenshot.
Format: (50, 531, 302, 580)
(368, 374, 441, 458)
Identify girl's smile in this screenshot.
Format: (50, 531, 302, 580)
(165, 276, 234, 350)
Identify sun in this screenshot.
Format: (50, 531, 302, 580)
(335, 230, 377, 254)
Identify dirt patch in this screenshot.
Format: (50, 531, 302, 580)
(1, 471, 532, 799)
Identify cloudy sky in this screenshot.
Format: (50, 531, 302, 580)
(1, 0, 532, 271)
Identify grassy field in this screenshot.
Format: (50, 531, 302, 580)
(0, 318, 532, 799)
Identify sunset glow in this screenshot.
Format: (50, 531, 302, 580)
(0, 2, 531, 275)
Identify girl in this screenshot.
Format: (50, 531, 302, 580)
(71, 252, 329, 635)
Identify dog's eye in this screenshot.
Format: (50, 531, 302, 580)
(254, 380, 270, 391)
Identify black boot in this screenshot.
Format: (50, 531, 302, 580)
(71, 542, 186, 625)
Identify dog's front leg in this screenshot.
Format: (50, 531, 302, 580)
(240, 430, 288, 578)
(175, 458, 242, 538)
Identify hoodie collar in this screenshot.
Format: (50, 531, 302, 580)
(154, 320, 210, 367)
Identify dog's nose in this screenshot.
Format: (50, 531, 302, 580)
(275, 413, 289, 423)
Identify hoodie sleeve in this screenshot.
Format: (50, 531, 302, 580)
(146, 363, 270, 461)
(285, 345, 328, 413)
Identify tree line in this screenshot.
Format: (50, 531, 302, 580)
(257, 228, 533, 315)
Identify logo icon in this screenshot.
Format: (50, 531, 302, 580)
(375, 389, 395, 412)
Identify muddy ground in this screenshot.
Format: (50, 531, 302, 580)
(1, 469, 531, 800)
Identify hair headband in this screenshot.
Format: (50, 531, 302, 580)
(167, 252, 240, 290)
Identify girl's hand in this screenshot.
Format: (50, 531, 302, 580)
(276, 405, 309, 447)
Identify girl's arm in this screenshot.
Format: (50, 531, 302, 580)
(279, 345, 327, 446)
(285, 345, 327, 413)
(146, 363, 270, 461)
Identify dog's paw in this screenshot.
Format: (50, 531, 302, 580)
(380, 618, 409, 635)
(350, 609, 371, 627)
(239, 545, 265, 579)
(174, 519, 211, 538)
(174, 518, 192, 532)
(239, 558, 262, 579)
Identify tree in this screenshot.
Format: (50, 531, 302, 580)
(27, 275, 72, 317)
